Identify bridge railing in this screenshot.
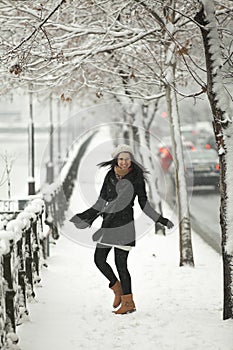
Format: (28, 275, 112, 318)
(0, 197, 45, 349)
(0, 130, 96, 350)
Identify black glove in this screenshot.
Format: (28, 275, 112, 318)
(69, 215, 90, 229)
(158, 217, 174, 229)
(92, 229, 103, 242)
(70, 208, 100, 229)
(166, 219, 174, 229)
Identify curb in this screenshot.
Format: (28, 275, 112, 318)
(190, 214, 221, 254)
(165, 195, 221, 255)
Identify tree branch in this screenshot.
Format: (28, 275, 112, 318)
(1, 0, 65, 58)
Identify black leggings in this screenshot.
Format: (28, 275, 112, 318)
(94, 243, 132, 295)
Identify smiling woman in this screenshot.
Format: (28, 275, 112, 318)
(70, 143, 174, 315)
(117, 153, 131, 170)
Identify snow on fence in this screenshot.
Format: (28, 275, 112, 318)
(0, 198, 45, 350)
(0, 131, 96, 349)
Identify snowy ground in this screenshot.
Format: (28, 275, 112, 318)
(16, 127, 233, 350)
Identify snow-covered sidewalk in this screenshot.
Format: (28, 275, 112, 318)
(17, 128, 233, 350)
(17, 227, 233, 350)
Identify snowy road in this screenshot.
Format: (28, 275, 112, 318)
(190, 189, 220, 235)
(189, 189, 221, 250)
(161, 172, 221, 253)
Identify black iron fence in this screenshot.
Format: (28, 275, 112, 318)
(0, 131, 95, 349)
(0, 198, 45, 349)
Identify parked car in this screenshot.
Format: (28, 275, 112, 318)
(181, 122, 214, 148)
(169, 149, 220, 190)
(180, 124, 197, 144)
(204, 135, 217, 151)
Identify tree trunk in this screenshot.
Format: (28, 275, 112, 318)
(141, 102, 166, 234)
(166, 81, 194, 266)
(134, 108, 159, 205)
(195, 3, 233, 319)
(161, 10, 194, 267)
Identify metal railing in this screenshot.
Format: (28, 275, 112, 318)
(0, 198, 45, 349)
(0, 130, 96, 349)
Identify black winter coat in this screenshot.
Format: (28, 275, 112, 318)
(70, 166, 167, 246)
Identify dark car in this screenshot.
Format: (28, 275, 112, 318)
(169, 149, 220, 190)
(204, 135, 217, 151)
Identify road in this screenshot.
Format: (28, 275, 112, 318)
(189, 188, 220, 236)
(160, 173, 221, 253)
(189, 188, 221, 253)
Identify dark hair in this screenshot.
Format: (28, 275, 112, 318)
(97, 152, 149, 179)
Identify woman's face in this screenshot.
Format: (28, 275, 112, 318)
(117, 152, 132, 169)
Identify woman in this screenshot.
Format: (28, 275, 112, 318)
(70, 144, 174, 315)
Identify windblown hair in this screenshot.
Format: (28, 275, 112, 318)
(97, 152, 149, 180)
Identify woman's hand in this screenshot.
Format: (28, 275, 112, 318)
(158, 216, 174, 229)
(166, 219, 174, 229)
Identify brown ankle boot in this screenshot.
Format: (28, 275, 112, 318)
(110, 281, 123, 308)
(113, 294, 136, 314)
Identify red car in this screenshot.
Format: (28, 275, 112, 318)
(158, 140, 195, 171)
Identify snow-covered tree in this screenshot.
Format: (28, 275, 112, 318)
(195, 0, 233, 320)
(0, 0, 198, 266)
(0, 1, 201, 97)
(1, 0, 233, 317)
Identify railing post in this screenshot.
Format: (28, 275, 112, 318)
(24, 225, 35, 299)
(3, 245, 16, 333)
(32, 220, 41, 283)
(51, 196, 59, 240)
(16, 237, 28, 325)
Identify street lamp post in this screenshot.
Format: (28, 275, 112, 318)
(28, 86, 35, 195)
(57, 99, 62, 170)
(46, 94, 54, 184)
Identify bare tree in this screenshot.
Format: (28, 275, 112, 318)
(0, 151, 16, 204)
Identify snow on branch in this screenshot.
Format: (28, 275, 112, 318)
(201, 0, 232, 124)
(2, 0, 65, 59)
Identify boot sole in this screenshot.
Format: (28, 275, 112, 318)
(124, 309, 136, 315)
(113, 308, 136, 315)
